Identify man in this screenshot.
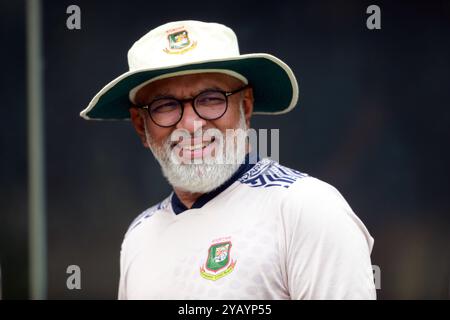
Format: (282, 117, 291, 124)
(81, 20, 376, 299)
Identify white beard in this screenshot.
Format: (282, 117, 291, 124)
(144, 106, 248, 194)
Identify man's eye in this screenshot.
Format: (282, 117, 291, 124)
(197, 95, 225, 105)
(151, 101, 178, 113)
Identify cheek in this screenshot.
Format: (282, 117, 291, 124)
(212, 104, 242, 130)
(145, 120, 172, 145)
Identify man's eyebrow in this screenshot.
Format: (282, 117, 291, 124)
(150, 91, 175, 100)
(149, 86, 226, 101)
(202, 86, 225, 93)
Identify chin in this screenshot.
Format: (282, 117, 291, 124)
(162, 161, 241, 194)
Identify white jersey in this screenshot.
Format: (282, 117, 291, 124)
(118, 158, 376, 300)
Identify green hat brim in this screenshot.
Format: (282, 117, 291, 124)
(80, 53, 299, 120)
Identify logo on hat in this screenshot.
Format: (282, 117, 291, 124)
(163, 27, 197, 54)
(200, 239, 236, 281)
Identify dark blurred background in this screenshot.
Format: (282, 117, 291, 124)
(1, 0, 449, 299)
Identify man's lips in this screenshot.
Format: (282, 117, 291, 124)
(171, 137, 218, 160)
(171, 137, 216, 150)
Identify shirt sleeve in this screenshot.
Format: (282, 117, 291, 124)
(281, 177, 376, 300)
(118, 242, 127, 300)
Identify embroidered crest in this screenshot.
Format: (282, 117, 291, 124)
(163, 27, 197, 54)
(200, 238, 236, 281)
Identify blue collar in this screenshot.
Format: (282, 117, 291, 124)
(171, 153, 258, 214)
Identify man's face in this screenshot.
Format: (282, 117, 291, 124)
(129, 72, 254, 193)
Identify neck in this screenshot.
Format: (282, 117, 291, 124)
(173, 188, 203, 209)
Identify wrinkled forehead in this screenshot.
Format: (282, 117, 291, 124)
(134, 72, 246, 104)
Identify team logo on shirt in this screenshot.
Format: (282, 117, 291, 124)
(200, 238, 236, 281)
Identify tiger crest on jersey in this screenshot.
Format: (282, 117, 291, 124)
(200, 238, 236, 281)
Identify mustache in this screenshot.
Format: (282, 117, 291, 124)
(168, 127, 223, 149)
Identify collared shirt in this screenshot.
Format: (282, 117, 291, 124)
(119, 157, 376, 299)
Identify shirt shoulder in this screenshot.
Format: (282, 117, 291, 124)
(282, 174, 375, 254)
(240, 159, 374, 253)
(280, 177, 376, 299)
(237, 159, 359, 222)
(238, 158, 309, 189)
(124, 194, 172, 239)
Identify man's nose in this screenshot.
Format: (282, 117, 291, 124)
(175, 101, 206, 134)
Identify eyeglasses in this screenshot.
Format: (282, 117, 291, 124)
(140, 85, 249, 127)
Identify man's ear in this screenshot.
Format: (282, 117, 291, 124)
(129, 107, 149, 148)
(242, 87, 254, 128)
